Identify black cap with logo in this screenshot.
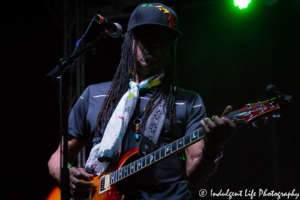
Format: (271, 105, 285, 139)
(127, 3, 182, 39)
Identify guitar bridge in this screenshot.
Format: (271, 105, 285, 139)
(99, 174, 111, 194)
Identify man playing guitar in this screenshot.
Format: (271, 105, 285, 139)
(48, 2, 236, 199)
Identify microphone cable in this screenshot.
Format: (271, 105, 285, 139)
(70, 16, 97, 57)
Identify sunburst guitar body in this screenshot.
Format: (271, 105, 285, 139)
(46, 148, 139, 200)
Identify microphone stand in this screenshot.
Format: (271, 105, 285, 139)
(46, 30, 108, 200)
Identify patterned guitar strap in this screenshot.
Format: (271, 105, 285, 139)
(138, 99, 166, 157)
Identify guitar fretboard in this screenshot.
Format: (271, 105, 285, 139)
(108, 110, 239, 185)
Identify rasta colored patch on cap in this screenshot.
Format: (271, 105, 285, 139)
(168, 13, 176, 27)
(140, 4, 170, 14)
(140, 4, 155, 9)
(155, 6, 170, 14)
(140, 4, 147, 9)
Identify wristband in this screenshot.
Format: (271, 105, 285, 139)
(67, 163, 72, 169)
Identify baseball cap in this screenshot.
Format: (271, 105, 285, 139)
(127, 3, 182, 39)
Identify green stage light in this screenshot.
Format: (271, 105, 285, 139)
(234, 0, 251, 9)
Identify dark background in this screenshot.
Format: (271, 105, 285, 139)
(3, 0, 299, 199)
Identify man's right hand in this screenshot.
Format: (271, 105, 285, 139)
(69, 167, 96, 195)
(48, 136, 96, 196)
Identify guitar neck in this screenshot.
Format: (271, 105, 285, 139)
(108, 111, 239, 185)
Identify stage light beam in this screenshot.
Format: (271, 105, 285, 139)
(234, 0, 251, 9)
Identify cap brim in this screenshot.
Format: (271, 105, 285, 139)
(132, 24, 182, 39)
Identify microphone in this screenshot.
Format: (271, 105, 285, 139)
(265, 84, 280, 98)
(94, 14, 122, 38)
(265, 84, 293, 107)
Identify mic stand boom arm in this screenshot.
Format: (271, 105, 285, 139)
(46, 31, 108, 80)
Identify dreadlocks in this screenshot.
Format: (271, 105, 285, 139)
(95, 30, 178, 138)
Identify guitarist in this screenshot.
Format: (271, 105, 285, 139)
(48, 2, 236, 199)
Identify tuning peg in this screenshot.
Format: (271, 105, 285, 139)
(252, 121, 258, 128)
(273, 112, 280, 118)
(264, 116, 268, 124)
(258, 101, 262, 107)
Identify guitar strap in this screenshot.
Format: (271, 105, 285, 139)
(138, 99, 166, 157)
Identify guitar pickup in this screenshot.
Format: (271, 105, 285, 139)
(99, 174, 111, 194)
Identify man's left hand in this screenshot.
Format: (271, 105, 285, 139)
(200, 105, 236, 155)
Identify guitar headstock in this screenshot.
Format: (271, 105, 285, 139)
(232, 98, 280, 124)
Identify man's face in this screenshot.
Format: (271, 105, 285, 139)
(134, 26, 175, 77)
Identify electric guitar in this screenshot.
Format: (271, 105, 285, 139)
(46, 97, 290, 200)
